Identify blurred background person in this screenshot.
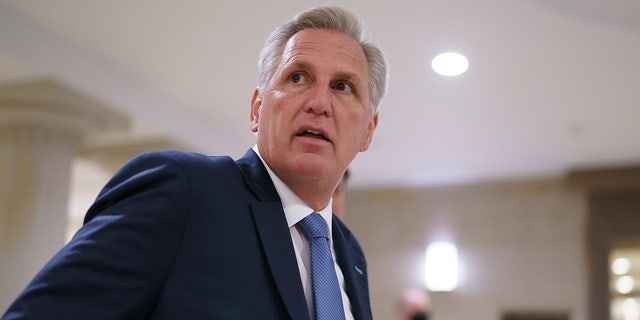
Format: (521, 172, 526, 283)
(332, 168, 350, 219)
(397, 287, 431, 320)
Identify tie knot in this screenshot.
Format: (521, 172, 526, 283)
(298, 212, 329, 239)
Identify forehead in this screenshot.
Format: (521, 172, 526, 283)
(280, 28, 369, 80)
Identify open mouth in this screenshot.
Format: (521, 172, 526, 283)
(297, 129, 330, 142)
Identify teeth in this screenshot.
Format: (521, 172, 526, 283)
(299, 129, 328, 141)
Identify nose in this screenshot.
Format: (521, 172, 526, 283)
(304, 85, 332, 117)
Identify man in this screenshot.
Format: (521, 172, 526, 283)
(3, 5, 387, 320)
(331, 169, 350, 220)
(397, 287, 431, 320)
(332, 169, 350, 219)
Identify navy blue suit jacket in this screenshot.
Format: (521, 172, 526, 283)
(3, 149, 372, 320)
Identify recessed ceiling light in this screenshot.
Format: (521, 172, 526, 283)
(431, 52, 469, 76)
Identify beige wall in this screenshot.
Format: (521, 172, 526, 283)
(346, 178, 588, 320)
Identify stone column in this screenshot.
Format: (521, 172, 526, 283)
(0, 79, 127, 310)
(65, 137, 188, 239)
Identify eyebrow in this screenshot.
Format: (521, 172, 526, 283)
(287, 60, 363, 85)
(335, 70, 362, 84)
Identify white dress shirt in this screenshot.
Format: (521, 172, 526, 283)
(253, 146, 354, 320)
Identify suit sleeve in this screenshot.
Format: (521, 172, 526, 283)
(2, 152, 192, 320)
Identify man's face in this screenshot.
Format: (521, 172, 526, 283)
(250, 28, 378, 186)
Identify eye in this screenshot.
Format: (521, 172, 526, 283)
(291, 72, 306, 84)
(333, 81, 354, 94)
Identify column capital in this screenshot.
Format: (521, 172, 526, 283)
(0, 78, 129, 140)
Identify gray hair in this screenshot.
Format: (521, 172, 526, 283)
(257, 6, 388, 112)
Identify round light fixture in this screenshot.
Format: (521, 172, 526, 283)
(431, 52, 469, 76)
(616, 275, 635, 294)
(612, 257, 631, 275)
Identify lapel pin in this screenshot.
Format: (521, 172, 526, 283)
(354, 265, 363, 275)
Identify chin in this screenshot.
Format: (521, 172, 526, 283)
(289, 155, 332, 177)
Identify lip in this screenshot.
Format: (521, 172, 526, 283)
(295, 126, 331, 142)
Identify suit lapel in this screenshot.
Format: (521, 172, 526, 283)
(333, 218, 373, 320)
(237, 149, 310, 320)
(252, 202, 309, 320)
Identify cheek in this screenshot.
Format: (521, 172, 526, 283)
(339, 117, 369, 150)
(257, 105, 284, 137)
(355, 114, 376, 149)
(356, 114, 373, 137)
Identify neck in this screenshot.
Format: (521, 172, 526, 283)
(286, 177, 337, 211)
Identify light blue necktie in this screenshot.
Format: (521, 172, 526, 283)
(298, 212, 346, 320)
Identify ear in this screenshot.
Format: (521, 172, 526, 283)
(250, 88, 261, 133)
(360, 111, 379, 152)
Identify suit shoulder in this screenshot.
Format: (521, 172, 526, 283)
(101, 150, 238, 195)
(128, 150, 233, 166)
(114, 150, 237, 175)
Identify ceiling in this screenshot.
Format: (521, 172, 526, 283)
(1, 0, 639, 188)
